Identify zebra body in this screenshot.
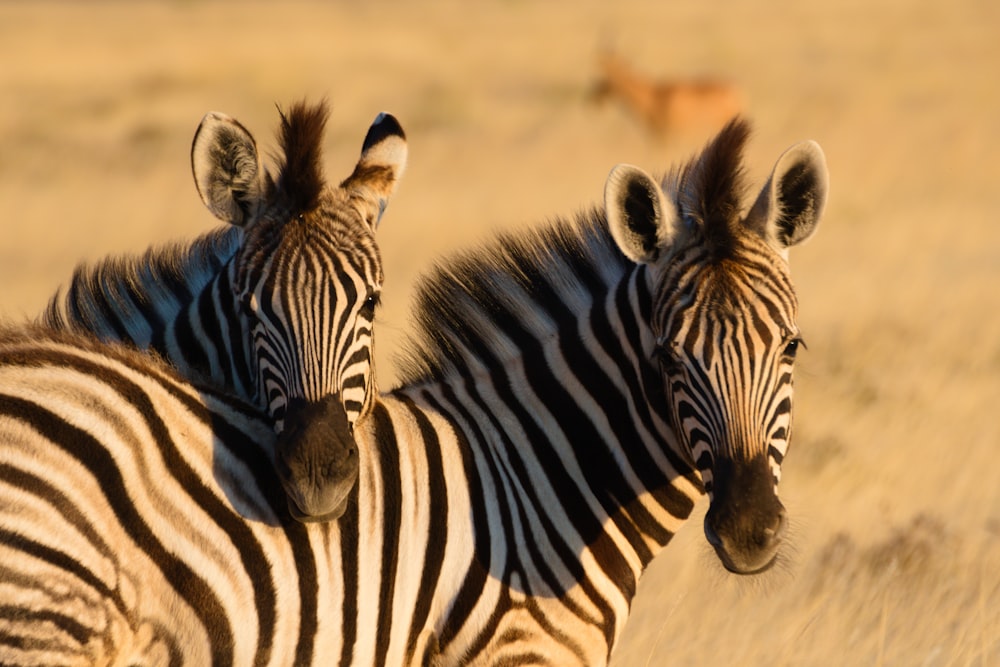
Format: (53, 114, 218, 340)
(0, 326, 650, 666)
(0, 328, 463, 665)
(43, 102, 408, 521)
(4, 120, 828, 665)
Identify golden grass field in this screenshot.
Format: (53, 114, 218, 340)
(1, 0, 998, 664)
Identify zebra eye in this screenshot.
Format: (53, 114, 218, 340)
(783, 337, 806, 360)
(360, 292, 379, 318)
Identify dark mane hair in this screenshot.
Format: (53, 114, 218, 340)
(672, 118, 750, 260)
(274, 100, 329, 215)
(393, 208, 629, 386)
(41, 226, 242, 333)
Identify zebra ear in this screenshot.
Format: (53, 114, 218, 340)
(341, 112, 408, 231)
(747, 139, 828, 253)
(605, 164, 678, 264)
(191, 112, 268, 228)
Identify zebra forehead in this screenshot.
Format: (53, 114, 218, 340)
(246, 202, 382, 264)
(656, 260, 797, 338)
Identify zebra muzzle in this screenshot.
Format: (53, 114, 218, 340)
(275, 394, 359, 522)
(702, 454, 787, 574)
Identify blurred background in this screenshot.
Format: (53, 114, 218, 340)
(1, 0, 997, 663)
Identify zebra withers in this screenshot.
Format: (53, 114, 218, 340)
(44, 102, 407, 521)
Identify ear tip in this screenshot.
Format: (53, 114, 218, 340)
(359, 113, 408, 175)
(363, 112, 407, 152)
(606, 163, 643, 181)
(371, 112, 406, 140)
(604, 163, 647, 200)
(792, 140, 828, 172)
(201, 110, 230, 123)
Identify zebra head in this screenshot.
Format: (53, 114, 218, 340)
(191, 102, 407, 521)
(605, 120, 827, 574)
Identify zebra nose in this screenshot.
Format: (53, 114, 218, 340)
(704, 502, 786, 575)
(276, 394, 359, 522)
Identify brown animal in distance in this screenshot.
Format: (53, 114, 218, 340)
(590, 50, 744, 140)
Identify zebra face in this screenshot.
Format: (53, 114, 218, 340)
(235, 211, 383, 434)
(192, 104, 407, 521)
(605, 120, 827, 574)
(237, 219, 381, 521)
(651, 253, 800, 574)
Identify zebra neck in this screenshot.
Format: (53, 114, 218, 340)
(387, 264, 702, 609)
(158, 259, 257, 402)
(42, 225, 249, 395)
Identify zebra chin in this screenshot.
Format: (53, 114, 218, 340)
(702, 454, 787, 575)
(274, 394, 359, 523)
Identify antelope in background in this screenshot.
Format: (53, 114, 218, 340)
(590, 49, 744, 141)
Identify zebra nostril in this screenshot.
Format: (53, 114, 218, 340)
(763, 507, 787, 546)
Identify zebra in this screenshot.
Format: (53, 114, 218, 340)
(3, 119, 828, 665)
(43, 101, 407, 521)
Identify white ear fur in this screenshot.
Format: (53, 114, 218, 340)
(604, 164, 678, 264)
(344, 112, 408, 231)
(747, 140, 828, 254)
(191, 112, 267, 227)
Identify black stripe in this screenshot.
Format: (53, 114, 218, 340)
(337, 484, 361, 666)
(0, 604, 92, 647)
(0, 460, 121, 559)
(0, 528, 126, 619)
(169, 298, 213, 375)
(419, 384, 492, 652)
(399, 397, 450, 663)
(215, 268, 255, 395)
(196, 282, 229, 382)
(374, 403, 403, 666)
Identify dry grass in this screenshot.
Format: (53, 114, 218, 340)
(1, 0, 997, 664)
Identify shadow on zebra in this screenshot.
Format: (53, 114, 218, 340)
(43, 101, 407, 522)
(8, 104, 829, 664)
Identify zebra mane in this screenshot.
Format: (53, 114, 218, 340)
(273, 100, 329, 216)
(41, 225, 242, 333)
(667, 118, 751, 261)
(393, 207, 630, 386)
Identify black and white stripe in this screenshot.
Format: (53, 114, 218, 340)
(4, 121, 827, 665)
